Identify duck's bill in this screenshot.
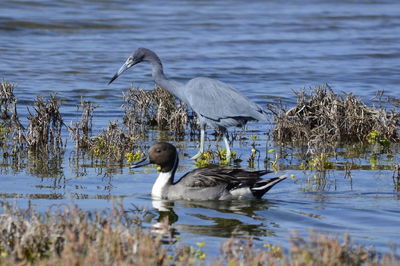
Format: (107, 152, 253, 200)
(130, 157, 151, 168)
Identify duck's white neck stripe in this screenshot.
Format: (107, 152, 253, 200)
(151, 171, 172, 199)
(151, 153, 178, 199)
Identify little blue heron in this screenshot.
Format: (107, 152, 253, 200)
(108, 48, 268, 160)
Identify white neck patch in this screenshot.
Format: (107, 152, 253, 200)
(151, 171, 172, 199)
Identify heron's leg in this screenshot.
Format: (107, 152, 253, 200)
(191, 124, 205, 160)
(222, 131, 231, 160)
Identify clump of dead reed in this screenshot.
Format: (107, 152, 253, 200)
(25, 95, 64, 153)
(123, 87, 197, 137)
(68, 100, 141, 164)
(0, 81, 18, 121)
(87, 121, 138, 163)
(271, 85, 400, 153)
(0, 82, 67, 177)
(0, 81, 24, 145)
(69, 99, 96, 149)
(0, 202, 397, 265)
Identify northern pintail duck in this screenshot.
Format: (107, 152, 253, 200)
(133, 142, 286, 200)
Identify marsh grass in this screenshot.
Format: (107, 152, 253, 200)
(269, 85, 400, 174)
(271, 85, 400, 153)
(25, 95, 64, 153)
(0, 81, 24, 145)
(87, 121, 138, 163)
(0, 83, 66, 177)
(0, 202, 168, 265)
(0, 203, 397, 266)
(69, 98, 96, 149)
(123, 87, 197, 138)
(69, 100, 144, 165)
(1, 80, 400, 177)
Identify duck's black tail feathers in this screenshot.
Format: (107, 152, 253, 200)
(250, 175, 287, 198)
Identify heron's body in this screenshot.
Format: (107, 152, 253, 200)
(109, 48, 268, 159)
(133, 142, 287, 200)
(184, 77, 267, 128)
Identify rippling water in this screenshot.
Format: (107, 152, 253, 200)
(1, 0, 400, 258)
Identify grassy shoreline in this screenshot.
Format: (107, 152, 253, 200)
(0, 202, 398, 265)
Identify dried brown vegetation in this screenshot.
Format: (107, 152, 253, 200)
(69, 99, 96, 149)
(0, 203, 397, 266)
(0, 81, 24, 145)
(123, 87, 197, 137)
(88, 120, 137, 162)
(270, 85, 400, 152)
(0, 82, 68, 177)
(68, 99, 140, 164)
(220, 234, 398, 266)
(0, 202, 168, 265)
(25, 95, 64, 152)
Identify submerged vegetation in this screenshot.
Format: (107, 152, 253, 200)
(0, 80, 399, 175)
(0, 203, 397, 265)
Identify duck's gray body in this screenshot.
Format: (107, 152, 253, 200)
(109, 48, 268, 159)
(133, 142, 286, 201)
(157, 165, 286, 200)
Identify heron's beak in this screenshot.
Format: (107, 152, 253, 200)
(130, 157, 151, 168)
(108, 59, 136, 85)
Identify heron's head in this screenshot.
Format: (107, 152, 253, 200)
(108, 48, 150, 84)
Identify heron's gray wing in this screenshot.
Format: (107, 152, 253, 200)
(184, 77, 267, 122)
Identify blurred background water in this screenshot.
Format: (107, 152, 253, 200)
(0, 0, 399, 258)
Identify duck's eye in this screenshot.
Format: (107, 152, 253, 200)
(156, 149, 161, 153)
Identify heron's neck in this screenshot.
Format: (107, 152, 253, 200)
(149, 58, 187, 104)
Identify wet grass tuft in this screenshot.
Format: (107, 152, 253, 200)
(69, 98, 96, 149)
(123, 87, 197, 138)
(88, 120, 138, 163)
(69, 100, 144, 165)
(271, 85, 400, 151)
(25, 95, 64, 153)
(0, 81, 24, 145)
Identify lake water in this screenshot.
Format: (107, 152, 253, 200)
(1, 0, 400, 259)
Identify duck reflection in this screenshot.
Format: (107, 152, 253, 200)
(151, 198, 281, 239)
